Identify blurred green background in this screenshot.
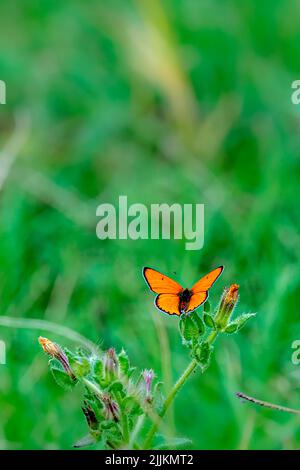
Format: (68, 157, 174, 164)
(0, 0, 300, 450)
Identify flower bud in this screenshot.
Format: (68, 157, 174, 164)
(142, 369, 155, 403)
(215, 284, 239, 331)
(101, 393, 120, 422)
(38, 336, 76, 380)
(104, 347, 119, 380)
(82, 401, 98, 430)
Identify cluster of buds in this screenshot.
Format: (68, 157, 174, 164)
(38, 336, 76, 381)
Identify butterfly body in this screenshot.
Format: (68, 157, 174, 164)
(143, 266, 223, 316)
(179, 288, 192, 313)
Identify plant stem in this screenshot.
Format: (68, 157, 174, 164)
(82, 378, 102, 397)
(207, 329, 218, 344)
(142, 328, 219, 449)
(236, 392, 300, 415)
(0, 315, 99, 354)
(122, 413, 130, 444)
(130, 414, 145, 449)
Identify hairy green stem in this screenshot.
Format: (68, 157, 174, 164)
(122, 413, 130, 445)
(82, 378, 102, 396)
(142, 329, 219, 449)
(129, 414, 145, 449)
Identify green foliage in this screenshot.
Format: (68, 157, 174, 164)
(235, 313, 257, 331)
(224, 323, 238, 334)
(50, 359, 77, 391)
(192, 342, 213, 372)
(179, 297, 255, 373)
(203, 313, 216, 329)
(69, 356, 91, 378)
(179, 314, 203, 345)
(225, 314, 256, 334)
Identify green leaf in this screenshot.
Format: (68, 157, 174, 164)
(192, 341, 213, 372)
(203, 313, 216, 329)
(70, 357, 91, 378)
(235, 313, 256, 330)
(100, 420, 117, 430)
(179, 315, 199, 343)
(203, 301, 211, 313)
(107, 381, 125, 397)
(100, 421, 122, 443)
(127, 367, 136, 378)
(50, 360, 76, 390)
(118, 349, 130, 376)
(224, 323, 238, 334)
(64, 347, 77, 361)
(93, 359, 103, 381)
(100, 421, 122, 445)
(192, 313, 205, 336)
(225, 313, 256, 333)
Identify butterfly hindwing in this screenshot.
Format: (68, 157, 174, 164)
(143, 267, 183, 294)
(155, 293, 181, 316)
(185, 292, 208, 314)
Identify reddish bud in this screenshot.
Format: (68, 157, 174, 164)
(104, 348, 118, 379)
(101, 393, 120, 422)
(142, 369, 155, 402)
(38, 336, 76, 380)
(215, 284, 239, 330)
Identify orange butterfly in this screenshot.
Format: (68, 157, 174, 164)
(143, 266, 224, 316)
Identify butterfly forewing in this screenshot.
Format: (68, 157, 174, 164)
(143, 267, 183, 294)
(190, 266, 223, 294)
